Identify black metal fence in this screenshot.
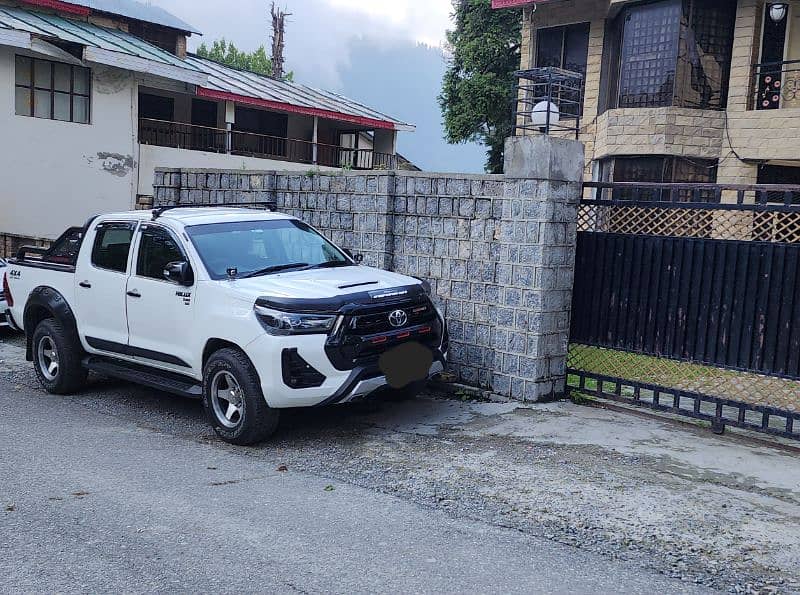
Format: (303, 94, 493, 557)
(513, 67, 584, 139)
(569, 182, 800, 440)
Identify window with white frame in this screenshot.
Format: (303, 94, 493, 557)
(15, 56, 91, 124)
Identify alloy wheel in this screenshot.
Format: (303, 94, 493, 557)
(37, 336, 60, 381)
(210, 370, 244, 429)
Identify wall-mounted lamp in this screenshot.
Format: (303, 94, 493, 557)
(770, 3, 789, 23)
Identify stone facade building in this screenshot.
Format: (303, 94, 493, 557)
(496, 0, 800, 190)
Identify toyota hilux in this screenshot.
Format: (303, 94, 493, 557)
(3, 207, 447, 444)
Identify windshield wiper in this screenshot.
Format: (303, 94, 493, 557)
(242, 262, 309, 278)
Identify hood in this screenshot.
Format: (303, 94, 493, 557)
(224, 265, 425, 311)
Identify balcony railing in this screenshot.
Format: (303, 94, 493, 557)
(752, 60, 800, 110)
(138, 118, 398, 170)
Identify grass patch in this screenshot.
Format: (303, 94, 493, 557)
(567, 344, 800, 412)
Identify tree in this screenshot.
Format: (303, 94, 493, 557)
(439, 0, 521, 173)
(196, 39, 274, 76)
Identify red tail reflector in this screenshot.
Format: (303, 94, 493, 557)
(2, 272, 12, 308)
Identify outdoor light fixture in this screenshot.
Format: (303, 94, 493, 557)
(531, 101, 560, 132)
(770, 3, 788, 23)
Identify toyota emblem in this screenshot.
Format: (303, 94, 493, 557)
(388, 309, 408, 328)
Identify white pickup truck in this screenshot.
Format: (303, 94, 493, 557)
(3, 207, 447, 444)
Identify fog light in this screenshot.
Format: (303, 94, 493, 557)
(282, 349, 326, 389)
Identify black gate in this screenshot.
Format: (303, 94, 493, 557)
(568, 182, 800, 440)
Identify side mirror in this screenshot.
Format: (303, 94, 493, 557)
(343, 249, 364, 264)
(163, 261, 194, 286)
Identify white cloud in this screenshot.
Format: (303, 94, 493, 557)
(322, 0, 452, 47)
(152, 0, 454, 86)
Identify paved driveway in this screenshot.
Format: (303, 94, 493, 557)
(2, 331, 794, 593)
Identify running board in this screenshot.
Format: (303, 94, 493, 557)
(82, 356, 202, 399)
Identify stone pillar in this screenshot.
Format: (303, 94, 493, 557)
(498, 135, 584, 401)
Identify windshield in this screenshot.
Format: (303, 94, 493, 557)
(186, 219, 351, 280)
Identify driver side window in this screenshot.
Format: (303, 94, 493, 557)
(136, 225, 186, 281)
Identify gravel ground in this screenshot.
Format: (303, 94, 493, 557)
(2, 329, 799, 593)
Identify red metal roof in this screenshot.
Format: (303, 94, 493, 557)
(20, 0, 90, 16)
(491, 0, 540, 7)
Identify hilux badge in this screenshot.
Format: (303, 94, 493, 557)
(388, 309, 408, 328)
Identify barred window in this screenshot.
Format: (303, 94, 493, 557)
(15, 56, 91, 124)
(606, 156, 718, 201)
(610, 0, 735, 111)
(617, 0, 682, 108)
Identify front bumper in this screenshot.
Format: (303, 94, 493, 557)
(246, 329, 447, 409)
(319, 352, 447, 406)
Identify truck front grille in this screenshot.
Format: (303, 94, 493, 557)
(325, 296, 442, 371)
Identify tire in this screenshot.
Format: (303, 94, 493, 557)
(385, 379, 427, 402)
(202, 348, 279, 445)
(31, 317, 88, 395)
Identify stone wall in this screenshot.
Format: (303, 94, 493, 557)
(153, 138, 583, 401)
(593, 107, 725, 161)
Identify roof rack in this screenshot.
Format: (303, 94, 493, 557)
(151, 202, 278, 220)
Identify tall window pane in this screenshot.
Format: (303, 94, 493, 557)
(34, 60, 51, 88)
(534, 23, 590, 118)
(15, 55, 31, 85)
(15, 87, 30, 116)
(34, 89, 50, 118)
(564, 24, 590, 76)
(536, 28, 563, 68)
(54, 92, 71, 121)
(617, 0, 682, 108)
(53, 62, 71, 93)
(73, 96, 89, 124)
(675, 0, 736, 109)
(73, 68, 90, 95)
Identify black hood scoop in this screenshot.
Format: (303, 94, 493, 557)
(338, 281, 379, 290)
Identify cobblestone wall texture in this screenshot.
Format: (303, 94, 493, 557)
(153, 167, 580, 402)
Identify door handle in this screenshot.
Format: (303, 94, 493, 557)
(79, 281, 92, 289)
(127, 290, 142, 298)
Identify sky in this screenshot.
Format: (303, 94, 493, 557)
(149, 0, 488, 173)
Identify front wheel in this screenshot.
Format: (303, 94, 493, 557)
(31, 318, 87, 394)
(202, 348, 279, 445)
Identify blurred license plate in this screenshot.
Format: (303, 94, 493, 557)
(378, 342, 433, 389)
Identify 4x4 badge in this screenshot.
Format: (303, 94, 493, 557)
(388, 309, 408, 328)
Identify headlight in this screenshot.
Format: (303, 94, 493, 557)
(414, 277, 446, 322)
(255, 305, 338, 335)
(417, 277, 432, 296)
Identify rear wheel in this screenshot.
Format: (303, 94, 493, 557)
(31, 318, 87, 394)
(202, 348, 279, 445)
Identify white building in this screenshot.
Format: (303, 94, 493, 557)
(0, 0, 414, 255)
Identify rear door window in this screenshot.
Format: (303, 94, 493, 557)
(91, 222, 136, 273)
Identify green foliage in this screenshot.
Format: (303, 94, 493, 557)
(197, 39, 295, 81)
(439, 0, 521, 173)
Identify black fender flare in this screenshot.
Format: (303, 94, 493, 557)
(23, 286, 80, 361)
